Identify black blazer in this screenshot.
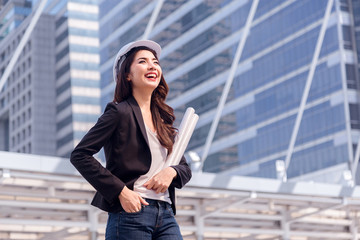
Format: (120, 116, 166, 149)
(70, 96, 192, 214)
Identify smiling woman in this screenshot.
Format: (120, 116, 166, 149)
(70, 40, 192, 240)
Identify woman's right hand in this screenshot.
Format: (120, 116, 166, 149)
(118, 186, 149, 213)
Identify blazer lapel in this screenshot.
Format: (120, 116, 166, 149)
(126, 96, 150, 147)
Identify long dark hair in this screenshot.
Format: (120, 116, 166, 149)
(113, 46, 176, 155)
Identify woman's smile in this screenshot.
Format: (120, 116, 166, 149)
(145, 72, 158, 81)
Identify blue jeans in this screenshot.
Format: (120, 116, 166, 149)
(105, 199, 183, 240)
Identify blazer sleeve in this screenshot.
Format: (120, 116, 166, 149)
(170, 156, 192, 189)
(70, 102, 125, 205)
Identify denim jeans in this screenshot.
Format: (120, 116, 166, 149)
(105, 199, 183, 240)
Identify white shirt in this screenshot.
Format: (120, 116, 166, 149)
(133, 124, 171, 203)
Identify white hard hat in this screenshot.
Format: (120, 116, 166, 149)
(112, 39, 161, 83)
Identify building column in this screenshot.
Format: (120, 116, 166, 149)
(281, 209, 290, 240)
(351, 218, 358, 240)
(195, 201, 204, 240)
(88, 209, 99, 240)
(89, 231, 97, 240)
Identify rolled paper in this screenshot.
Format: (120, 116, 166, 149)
(171, 114, 199, 166)
(166, 108, 195, 165)
(165, 107, 199, 168)
(178, 107, 195, 138)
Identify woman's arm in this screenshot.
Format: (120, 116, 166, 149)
(144, 155, 192, 192)
(70, 102, 125, 205)
(170, 155, 192, 188)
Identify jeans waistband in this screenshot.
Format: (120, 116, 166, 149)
(144, 198, 170, 207)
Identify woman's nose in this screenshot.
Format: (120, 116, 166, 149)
(148, 62, 156, 69)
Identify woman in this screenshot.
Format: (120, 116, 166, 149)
(70, 40, 192, 239)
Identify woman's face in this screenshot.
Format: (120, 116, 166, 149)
(127, 50, 162, 93)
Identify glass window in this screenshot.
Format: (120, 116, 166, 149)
(342, 25, 352, 50)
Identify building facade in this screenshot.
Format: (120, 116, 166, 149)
(99, 0, 360, 182)
(0, 0, 31, 41)
(50, 0, 100, 157)
(0, 0, 100, 158)
(0, 3, 57, 155)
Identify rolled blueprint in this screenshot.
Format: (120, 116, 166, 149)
(164, 107, 199, 167)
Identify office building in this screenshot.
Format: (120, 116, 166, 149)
(0, 0, 31, 41)
(99, 0, 360, 183)
(51, 0, 100, 157)
(0, 1, 56, 155)
(0, 0, 100, 158)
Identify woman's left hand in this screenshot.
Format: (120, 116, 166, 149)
(144, 167, 177, 193)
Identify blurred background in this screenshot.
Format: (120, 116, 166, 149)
(1, 0, 360, 239)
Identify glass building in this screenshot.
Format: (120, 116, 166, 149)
(0, 0, 101, 158)
(0, 0, 31, 41)
(99, 0, 360, 182)
(49, 0, 101, 157)
(0, 0, 57, 155)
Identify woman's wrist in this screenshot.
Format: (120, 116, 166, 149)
(120, 186, 130, 198)
(169, 167, 177, 179)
